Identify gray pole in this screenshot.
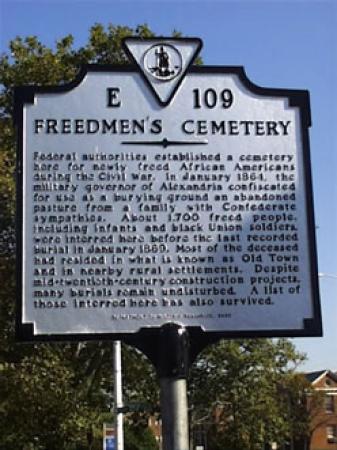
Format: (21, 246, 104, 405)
(157, 324, 190, 450)
(160, 377, 189, 450)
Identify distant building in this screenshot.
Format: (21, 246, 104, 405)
(306, 370, 337, 450)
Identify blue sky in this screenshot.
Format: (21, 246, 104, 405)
(1, 0, 336, 372)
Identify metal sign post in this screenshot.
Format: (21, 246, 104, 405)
(160, 376, 189, 450)
(158, 324, 190, 450)
(15, 36, 323, 450)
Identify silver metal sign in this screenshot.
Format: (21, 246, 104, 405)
(15, 37, 322, 340)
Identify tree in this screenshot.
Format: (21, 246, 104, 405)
(305, 385, 336, 450)
(277, 372, 313, 450)
(189, 339, 308, 450)
(124, 423, 158, 450)
(0, 345, 97, 450)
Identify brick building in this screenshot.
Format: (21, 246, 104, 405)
(306, 370, 337, 450)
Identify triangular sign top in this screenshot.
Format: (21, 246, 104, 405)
(123, 37, 202, 106)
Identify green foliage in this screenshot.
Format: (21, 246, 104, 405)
(189, 339, 308, 450)
(124, 423, 159, 450)
(123, 346, 158, 409)
(0, 346, 96, 450)
(278, 372, 312, 440)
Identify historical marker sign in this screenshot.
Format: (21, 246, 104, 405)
(15, 37, 322, 340)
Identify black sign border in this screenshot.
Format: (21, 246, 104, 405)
(14, 60, 323, 354)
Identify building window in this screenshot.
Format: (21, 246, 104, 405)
(325, 395, 335, 413)
(326, 425, 337, 443)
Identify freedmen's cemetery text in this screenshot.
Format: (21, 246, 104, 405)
(16, 40, 321, 337)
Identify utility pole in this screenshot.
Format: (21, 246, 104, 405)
(113, 340, 124, 450)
